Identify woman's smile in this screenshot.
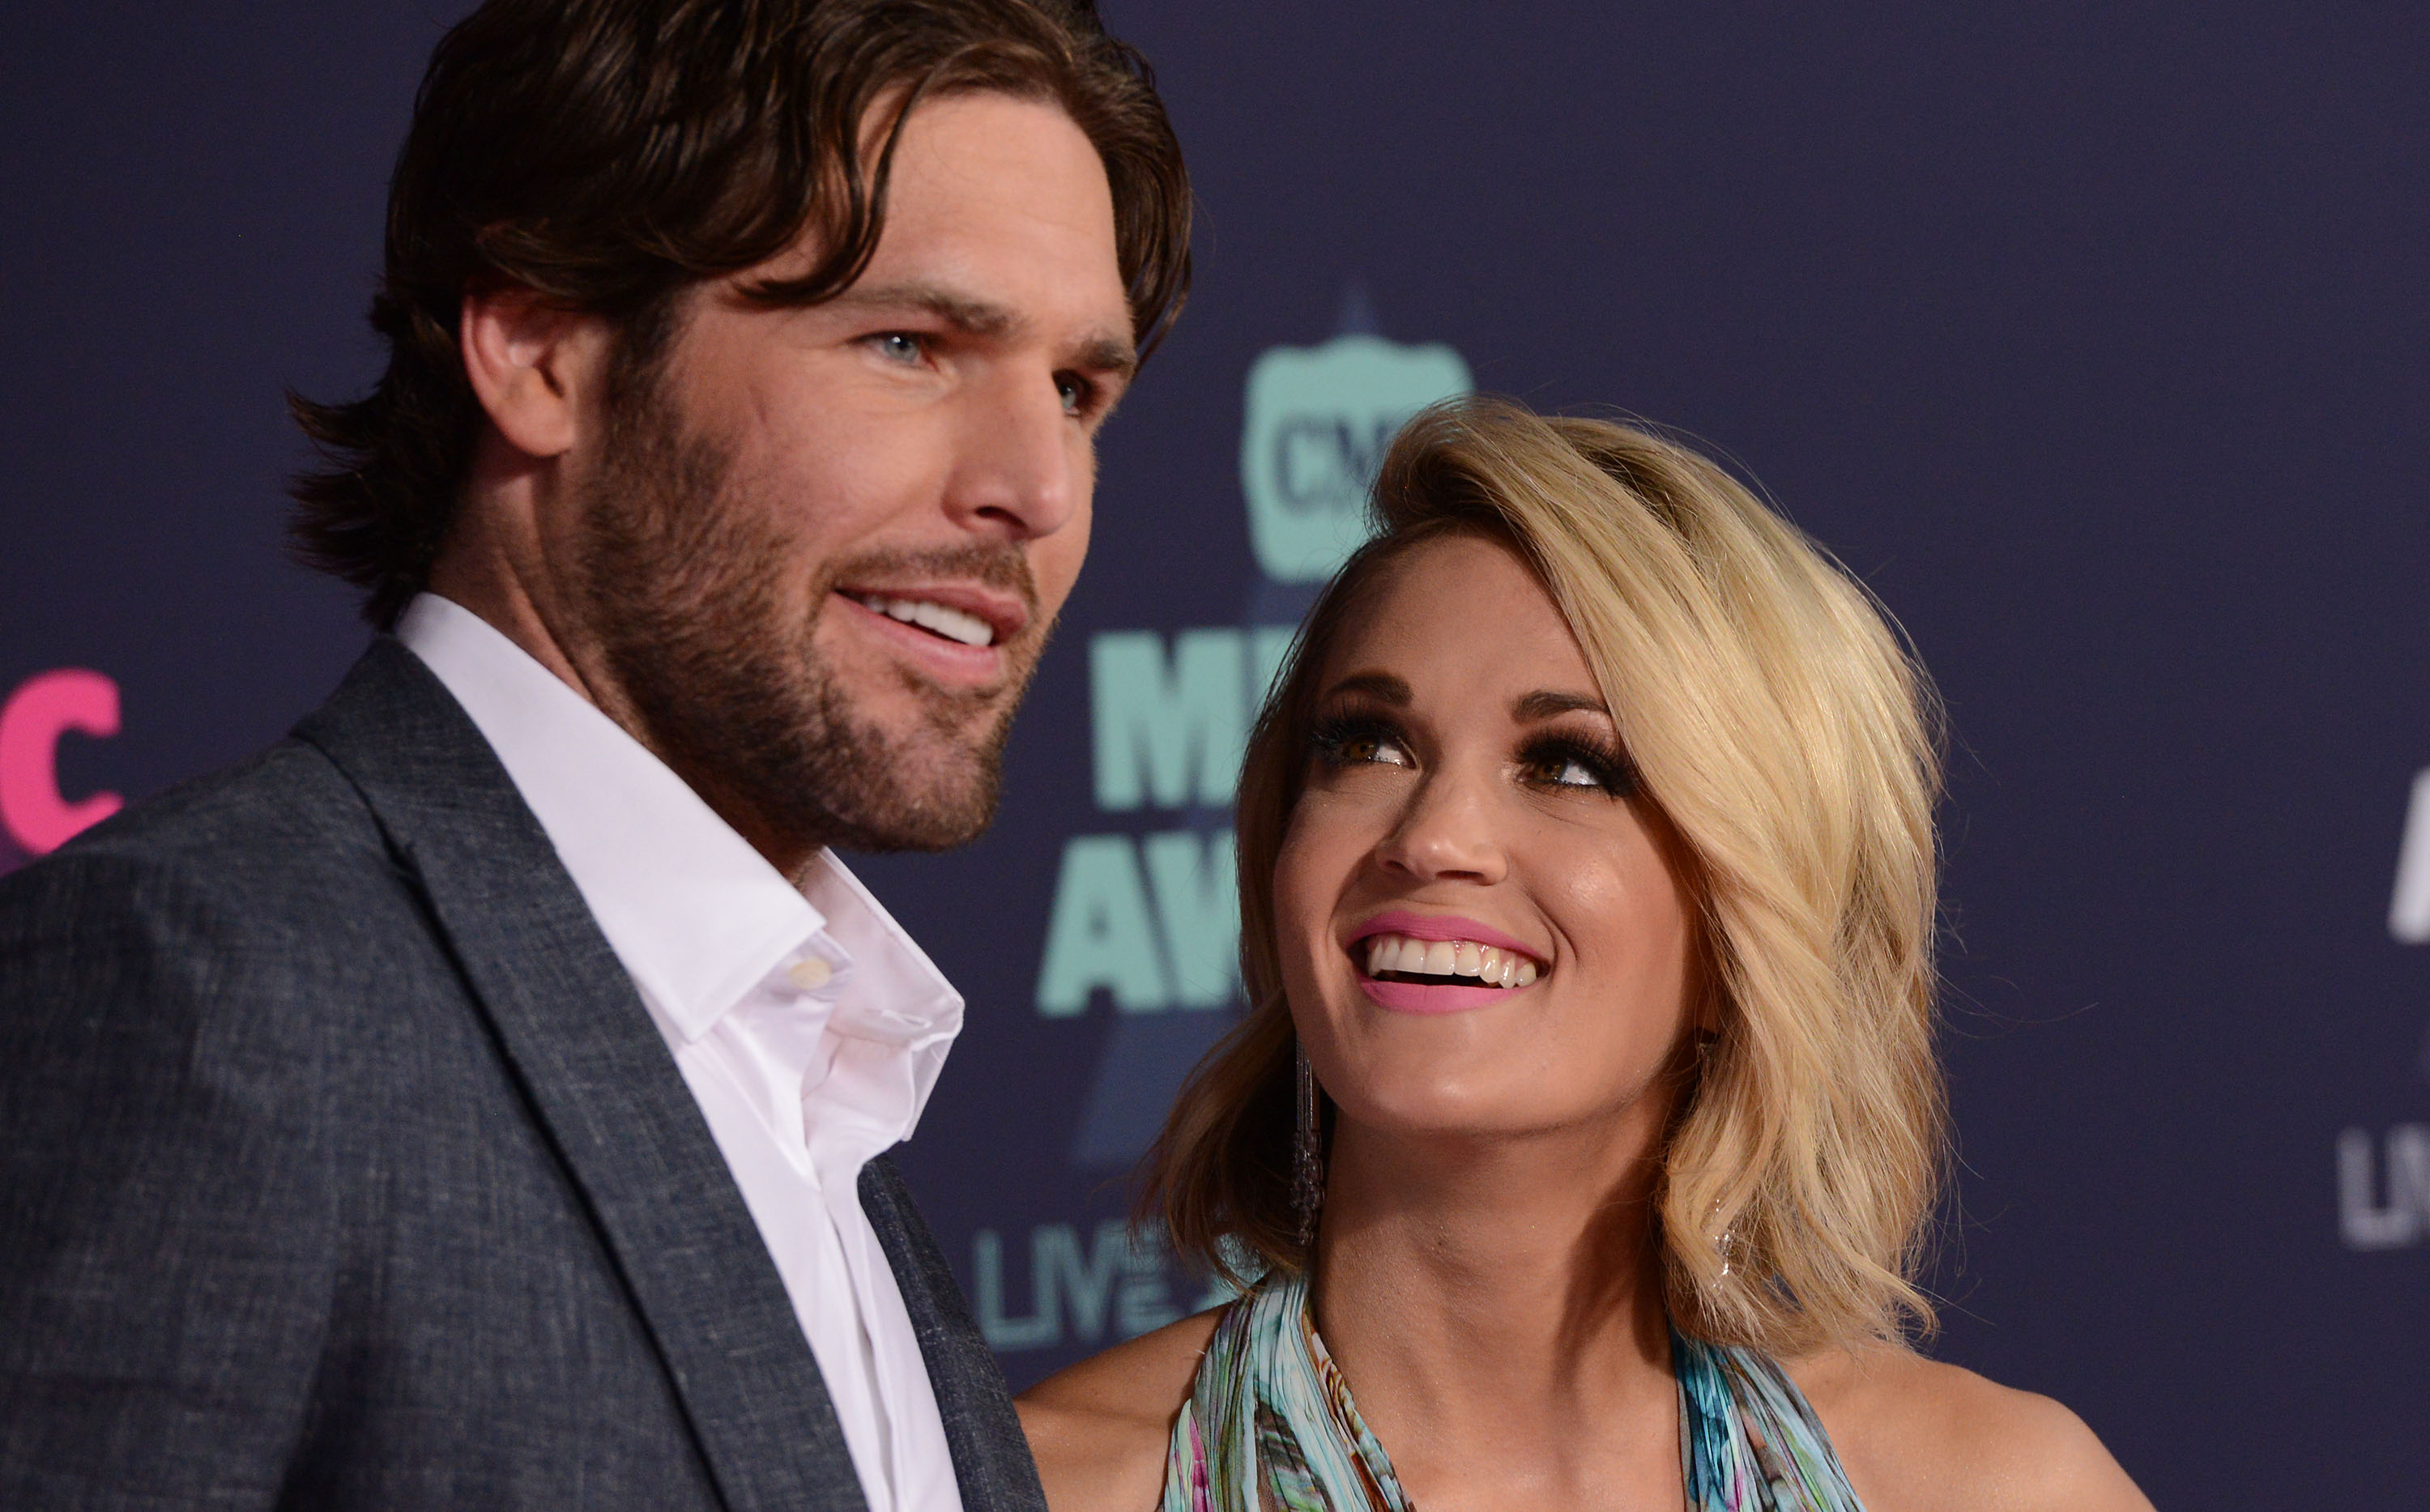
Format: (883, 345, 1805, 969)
(1348, 910, 1547, 1013)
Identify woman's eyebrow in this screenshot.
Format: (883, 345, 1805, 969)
(1319, 671, 1412, 705)
(1510, 689, 1609, 722)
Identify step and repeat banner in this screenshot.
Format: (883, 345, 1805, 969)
(4, 3, 2423, 1502)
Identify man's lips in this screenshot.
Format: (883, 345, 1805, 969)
(833, 591, 1014, 685)
(833, 580, 1029, 648)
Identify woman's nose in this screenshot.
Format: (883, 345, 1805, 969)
(1374, 771, 1508, 885)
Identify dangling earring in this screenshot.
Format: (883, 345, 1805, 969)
(1291, 1039, 1327, 1250)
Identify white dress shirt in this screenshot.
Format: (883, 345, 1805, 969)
(398, 594, 967, 1512)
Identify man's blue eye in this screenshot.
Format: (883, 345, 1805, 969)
(874, 333, 922, 363)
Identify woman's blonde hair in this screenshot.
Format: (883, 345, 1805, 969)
(1138, 394, 1947, 1355)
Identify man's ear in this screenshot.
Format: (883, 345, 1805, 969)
(458, 287, 615, 461)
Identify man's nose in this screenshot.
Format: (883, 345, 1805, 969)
(947, 368, 1082, 541)
(1375, 769, 1509, 886)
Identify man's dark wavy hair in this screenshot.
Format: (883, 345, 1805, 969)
(290, 0, 1192, 628)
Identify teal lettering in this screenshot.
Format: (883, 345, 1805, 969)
(1037, 836, 1170, 1016)
(1145, 828, 1239, 1009)
(1038, 1221, 1128, 1344)
(1092, 630, 1246, 811)
(975, 1223, 1182, 1351)
(2340, 1126, 2430, 1250)
(973, 1229, 1057, 1349)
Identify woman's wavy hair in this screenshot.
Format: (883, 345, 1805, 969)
(290, 0, 1190, 628)
(1140, 395, 1947, 1355)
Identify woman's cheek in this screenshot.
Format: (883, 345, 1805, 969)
(1272, 821, 1339, 1002)
(1276, 794, 1365, 913)
(1270, 821, 1322, 955)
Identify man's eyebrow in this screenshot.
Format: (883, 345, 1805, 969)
(1511, 689, 1610, 722)
(825, 280, 1022, 338)
(1075, 332, 1139, 381)
(1319, 671, 1412, 705)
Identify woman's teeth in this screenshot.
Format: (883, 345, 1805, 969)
(1362, 933, 1539, 987)
(850, 593, 995, 647)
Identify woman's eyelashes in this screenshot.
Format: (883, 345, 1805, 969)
(1309, 711, 1635, 798)
(1515, 734, 1635, 798)
(1311, 712, 1414, 771)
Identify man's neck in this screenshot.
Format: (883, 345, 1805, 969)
(424, 517, 822, 885)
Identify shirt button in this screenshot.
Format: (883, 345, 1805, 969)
(786, 956, 834, 991)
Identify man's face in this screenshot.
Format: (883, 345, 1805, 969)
(569, 92, 1134, 859)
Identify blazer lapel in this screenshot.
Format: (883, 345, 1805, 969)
(860, 1155, 1048, 1512)
(295, 639, 866, 1512)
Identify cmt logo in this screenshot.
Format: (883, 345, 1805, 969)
(1239, 333, 1470, 584)
(0, 669, 123, 860)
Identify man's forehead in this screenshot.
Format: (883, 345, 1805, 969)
(872, 97, 1127, 299)
(702, 92, 1133, 361)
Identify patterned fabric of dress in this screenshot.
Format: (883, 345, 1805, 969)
(1160, 1271, 1865, 1512)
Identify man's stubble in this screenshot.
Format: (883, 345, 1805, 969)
(571, 352, 1050, 859)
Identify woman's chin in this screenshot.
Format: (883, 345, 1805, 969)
(1332, 1080, 1574, 1144)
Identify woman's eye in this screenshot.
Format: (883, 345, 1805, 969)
(1518, 743, 1631, 794)
(1538, 756, 1602, 788)
(1314, 721, 1413, 769)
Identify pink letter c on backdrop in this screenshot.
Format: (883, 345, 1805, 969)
(0, 669, 125, 855)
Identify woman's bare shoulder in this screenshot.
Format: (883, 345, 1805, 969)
(1786, 1343, 2152, 1512)
(1015, 1307, 1225, 1512)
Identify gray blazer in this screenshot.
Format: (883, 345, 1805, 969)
(0, 638, 1047, 1512)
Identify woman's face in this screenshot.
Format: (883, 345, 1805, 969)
(1274, 532, 1699, 1144)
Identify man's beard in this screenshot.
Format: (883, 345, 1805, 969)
(570, 364, 1046, 857)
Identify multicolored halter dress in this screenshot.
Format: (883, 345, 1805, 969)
(1159, 1271, 1865, 1512)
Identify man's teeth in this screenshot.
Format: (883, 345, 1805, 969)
(852, 594, 995, 647)
(1362, 933, 1539, 987)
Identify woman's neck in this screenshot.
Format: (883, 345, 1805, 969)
(1308, 1111, 1683, 1510)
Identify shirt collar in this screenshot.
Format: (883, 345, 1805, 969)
(394, 594, 964, 1079)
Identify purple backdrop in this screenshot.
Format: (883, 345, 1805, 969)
(4, 3, 2424, 1501)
